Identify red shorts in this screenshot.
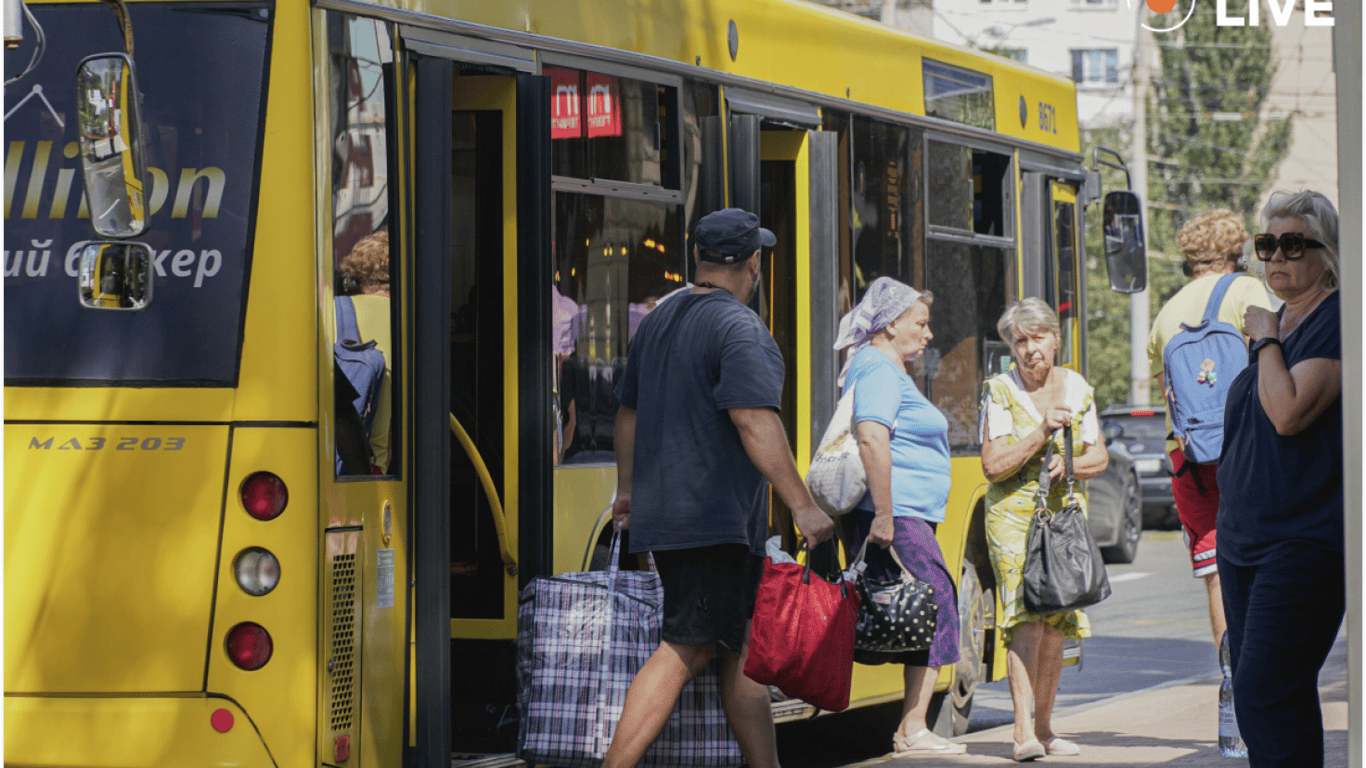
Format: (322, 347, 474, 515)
(1170, 448, 1219, 577)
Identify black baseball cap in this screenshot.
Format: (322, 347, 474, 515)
(694, 208, 776, 263)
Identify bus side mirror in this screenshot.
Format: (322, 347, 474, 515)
(1102, 190, 1147, 294)
(78, 242, 154, 311)
(75, 53, 148, 239)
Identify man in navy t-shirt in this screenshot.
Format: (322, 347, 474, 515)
(604, 208, 834, 768)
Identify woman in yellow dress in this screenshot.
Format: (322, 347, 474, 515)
(979, 298, 1108, 762)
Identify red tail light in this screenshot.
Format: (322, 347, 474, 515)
(1129, 409, 1157, 416)
(225, 622, 273, 670)
(241, 472, 288, 520)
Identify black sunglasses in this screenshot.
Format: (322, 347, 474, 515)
(1254, 232, 1326, 261)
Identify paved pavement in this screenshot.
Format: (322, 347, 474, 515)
(860, 634, 1350, 767)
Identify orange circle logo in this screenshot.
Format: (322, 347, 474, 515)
(1146, 0, 1178, 11)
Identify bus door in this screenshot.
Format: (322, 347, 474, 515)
(1021, 173, 1083, 371)
(324, 15, 408, 768)
(405, 28, 548, 757)
(1048, 181, 1083, 371)
(726, 91, 833, 555)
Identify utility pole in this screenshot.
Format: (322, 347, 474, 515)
(1129, 11, 1152, 405)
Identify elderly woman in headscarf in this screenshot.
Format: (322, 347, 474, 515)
(979, 298, 1107, 761)
(834, 277, 965, 757)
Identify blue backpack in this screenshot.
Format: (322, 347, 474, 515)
(1162, 274, 1245, 464)
(335, 295, 386, 470)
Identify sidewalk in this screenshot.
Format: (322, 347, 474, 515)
(876, 637, 1349, 766)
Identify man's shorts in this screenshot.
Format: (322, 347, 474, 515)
(1170, 447, 1219, 578)
(652, 544, 763, 652)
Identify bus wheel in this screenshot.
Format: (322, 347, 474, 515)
(932, 562, 988, 737)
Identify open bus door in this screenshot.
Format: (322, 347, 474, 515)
(727, 103, 919, 720)
(408, 32, 552, 761)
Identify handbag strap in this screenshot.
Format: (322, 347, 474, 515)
(1034, 423, 1077, 514)
(851, 537, 914, 585)
(800, 539, 849, 596)
(1064, 422, 1076, 496)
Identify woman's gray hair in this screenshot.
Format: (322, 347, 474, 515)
(1262, 189, 1339, 293)
(997, 297, 1060, 343)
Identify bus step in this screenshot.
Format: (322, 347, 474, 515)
(451, 753, 524, 768)
(771, 697, 818, 723)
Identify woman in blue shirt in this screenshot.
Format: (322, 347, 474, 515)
(1217, 190, 1343, 768)
(834, 277, 963, 757)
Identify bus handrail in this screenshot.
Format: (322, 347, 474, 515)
(449, 413, 518, 576)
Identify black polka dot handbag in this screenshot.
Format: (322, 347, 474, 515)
(850, 539, 938, 653)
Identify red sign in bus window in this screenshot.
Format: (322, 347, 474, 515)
(549, 67, 581, 139)
(584, 72, 621, 138)
(548, 67, 621, 140)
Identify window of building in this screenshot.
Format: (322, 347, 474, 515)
(1070, 49, 1119, 85)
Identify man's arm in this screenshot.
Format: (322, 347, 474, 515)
(728, 406, 834, 548)
(611, 406, 636, 528)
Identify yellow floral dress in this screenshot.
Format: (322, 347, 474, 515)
(979, 369, 1096, 646)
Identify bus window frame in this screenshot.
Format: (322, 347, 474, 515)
(327, 13, 404, 481)
(920, 132, 1018, 453)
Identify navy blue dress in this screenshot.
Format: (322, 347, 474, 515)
(1215, 291, 1343, 768)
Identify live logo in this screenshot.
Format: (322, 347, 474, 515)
(1215, 0, 1335, 26)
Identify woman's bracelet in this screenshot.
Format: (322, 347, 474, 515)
(1249, 336, 1282, 355)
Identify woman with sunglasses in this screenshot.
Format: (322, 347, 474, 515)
(1216, 190, 1343, 768)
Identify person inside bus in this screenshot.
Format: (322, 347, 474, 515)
(979, 298, 1107, 762)
(606, 208, 834, 768)
(1216, 190, 1342, 768)
(337, 229, 393, 474)
(1145, 210, 1274, 658)
(833, 276, 966, 757)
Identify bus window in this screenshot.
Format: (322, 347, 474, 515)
(330, 16, 396, 477)
(922, 59, 994, 131)
(924, 241, 1012, 449)
(927, 141, 973, 232)
(547, 67, 669, 187)
(924, 140, 1014, 450)
(848, 117, 917, 303)
(1052, 188, 1079, 365)
(553, 194, 684, 465)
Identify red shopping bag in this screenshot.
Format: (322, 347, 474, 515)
(743, 555, 860, 712)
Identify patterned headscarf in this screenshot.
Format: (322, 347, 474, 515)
(834, 276, 922, 386)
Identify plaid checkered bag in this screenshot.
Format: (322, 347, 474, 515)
(516, 528, 742, 768)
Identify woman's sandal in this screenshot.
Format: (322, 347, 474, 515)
(1043, 737, 1081, 756)
(892, 728, 967, 756)
(1012, 739, 1045, 762)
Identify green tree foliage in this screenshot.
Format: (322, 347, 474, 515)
(1083, 7, 1291, 410)
(1148, 4, 1291, 280)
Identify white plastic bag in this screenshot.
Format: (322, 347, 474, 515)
(805, 384, 866, 515)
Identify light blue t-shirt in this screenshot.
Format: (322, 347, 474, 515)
(844, 346, 951, 522)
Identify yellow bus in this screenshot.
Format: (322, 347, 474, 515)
(3, 0, 1145, 766)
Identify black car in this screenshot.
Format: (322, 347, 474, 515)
(1086, 443, 1144, 564)
(1101, 405, 1178, 529)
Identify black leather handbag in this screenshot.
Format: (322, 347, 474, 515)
(850, 539, 938, 653)
(1022, 424, 1113, 614)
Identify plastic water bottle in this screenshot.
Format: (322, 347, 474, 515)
(1219, 634, 1248, 758)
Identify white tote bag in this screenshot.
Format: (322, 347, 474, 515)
(805, 384, 867, 515)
